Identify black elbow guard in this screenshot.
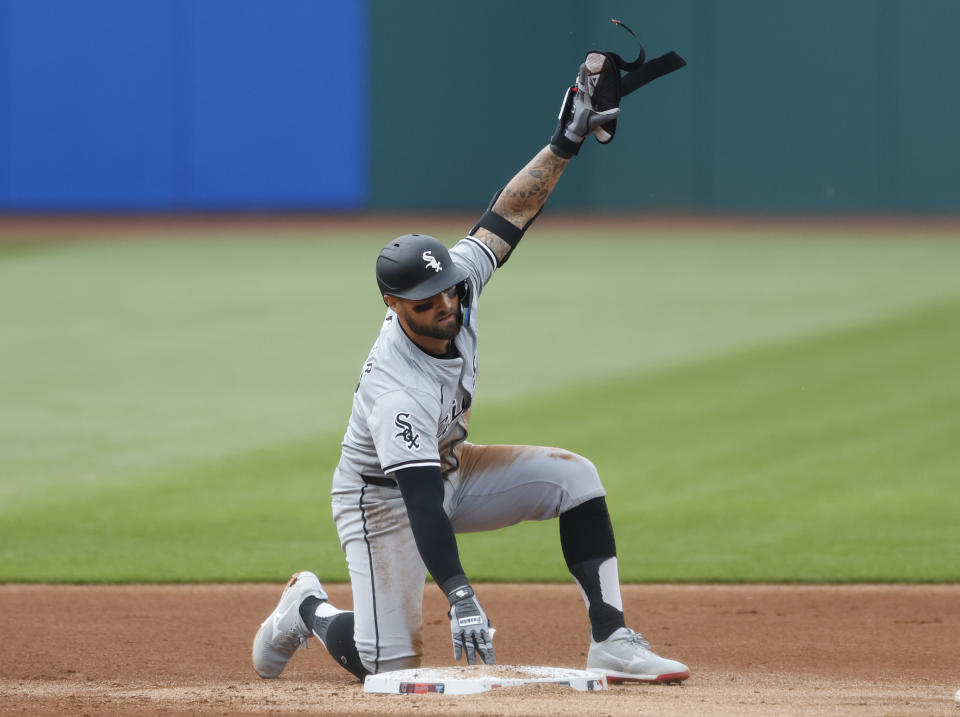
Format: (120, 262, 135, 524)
(469, 187, 544, 266)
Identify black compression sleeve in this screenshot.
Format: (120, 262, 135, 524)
(394, 465, 465, 586)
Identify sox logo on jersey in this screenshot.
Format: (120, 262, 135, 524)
(394, 412, 420, 449)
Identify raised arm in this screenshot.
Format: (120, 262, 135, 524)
(470, 64, 620, 265)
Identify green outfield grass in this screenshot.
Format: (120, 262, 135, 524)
(1, 226, 959, 582)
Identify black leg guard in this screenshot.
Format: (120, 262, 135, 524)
(559, 496, 617, 565)
(314, 611, 369, 681)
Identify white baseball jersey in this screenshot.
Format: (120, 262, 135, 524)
(332, 236, 499, 491)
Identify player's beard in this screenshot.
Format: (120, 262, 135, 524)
(405, 311, 460, 341)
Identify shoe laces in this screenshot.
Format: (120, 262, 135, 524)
(624, 629, 652, 651)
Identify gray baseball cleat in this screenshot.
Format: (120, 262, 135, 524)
(252, 571, 327, 678)
(586, 627, 690, 683)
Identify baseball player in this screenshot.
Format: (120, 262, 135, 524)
(253, 48, 689, 684)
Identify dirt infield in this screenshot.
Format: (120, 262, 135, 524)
(1, 583, 957, 715)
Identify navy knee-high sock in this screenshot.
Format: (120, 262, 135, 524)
(559, 496, 625, 642)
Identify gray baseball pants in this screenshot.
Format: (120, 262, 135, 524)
(331, 442, 605, 673)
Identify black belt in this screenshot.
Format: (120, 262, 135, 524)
(362, 474, 398, 489)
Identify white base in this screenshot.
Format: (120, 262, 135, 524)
(363, 664, 607, 695)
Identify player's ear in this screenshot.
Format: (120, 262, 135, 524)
(383, 294, 396, 310)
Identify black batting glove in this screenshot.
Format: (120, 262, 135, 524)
(549, 63, 620, 159)
(446, 582, 495, 665)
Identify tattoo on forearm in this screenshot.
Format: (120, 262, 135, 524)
(498, 148, 568, 222)
(470, 227, 513, 264)
(467, 146, 569, 265)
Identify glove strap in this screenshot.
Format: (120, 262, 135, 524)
(621, 51, 687, 96)
(605, 19, 686, 97)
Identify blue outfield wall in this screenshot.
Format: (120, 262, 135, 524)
(0, 0, 367, 210)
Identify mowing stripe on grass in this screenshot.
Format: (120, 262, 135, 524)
(4, 234, 960, 514)
(2, 301, 957, 582)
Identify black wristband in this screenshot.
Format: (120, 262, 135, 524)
(548, 136, 580, 159)
(440, 574, 473, 605)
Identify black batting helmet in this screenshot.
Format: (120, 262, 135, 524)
(375, 234, 469, 300)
